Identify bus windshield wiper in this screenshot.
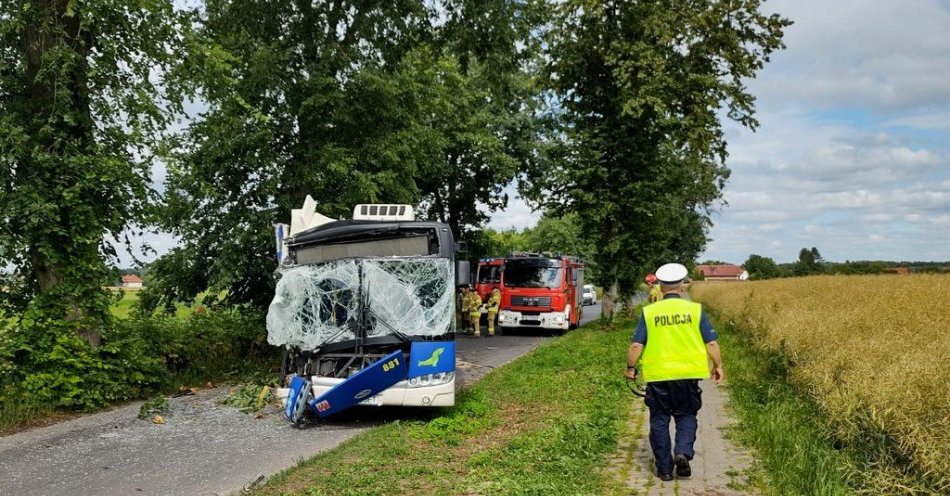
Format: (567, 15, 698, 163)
(367, 308, 412, 343)
(362, 283, 411, 343)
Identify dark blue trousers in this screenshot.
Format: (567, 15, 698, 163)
(645, 380, 703, 474)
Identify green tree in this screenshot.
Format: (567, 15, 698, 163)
(523, 213, 597, 277)
(744, 254, 779, 280)
(410, 49, 537, 261)
(484, 228, 531, 256)
(146, 1, 432, 311)
(0, 1, 193, 342)
(148, 1, 542, 310)
(793, 246, 824, 276)
(532, 0, 789, 320)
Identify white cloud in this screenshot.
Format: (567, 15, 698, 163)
(485, 193, 541, 231)
(885, 110, 950, 130)
(702, 0, 950, 266)
(757, 0, 950, 113)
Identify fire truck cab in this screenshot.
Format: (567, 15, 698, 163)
(497, 253, 584, 333)
(475, 257, 504, 305)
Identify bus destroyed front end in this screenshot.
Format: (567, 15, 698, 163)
(267, 231, 459, 424)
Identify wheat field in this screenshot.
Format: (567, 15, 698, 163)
(692, 275, 950, 494)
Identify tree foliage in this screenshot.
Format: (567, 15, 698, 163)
(744, 254, 780, 280)
(0, 0, 194, 336)
(793, 246, 824, 276)
(483, 228, 531, 257)
(0, 0, 195, 406)
(146, 0, 544, 311)
(532, 0, 790, 319)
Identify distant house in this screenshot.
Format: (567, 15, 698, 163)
(121, 274, 144, 288)
(696, 264, 748, 281)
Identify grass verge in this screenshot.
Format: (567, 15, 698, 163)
(714, 317, 857, 495)
(253, 321, 637, 496)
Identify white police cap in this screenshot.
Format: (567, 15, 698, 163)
(655, 263, 688, 284)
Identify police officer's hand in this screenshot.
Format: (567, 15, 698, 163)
(711, 366, 724, 385)
(624, 367, 637, 381)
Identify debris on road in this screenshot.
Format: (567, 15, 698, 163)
(218, 384, 274, 413)
(138, 396, 169, 420)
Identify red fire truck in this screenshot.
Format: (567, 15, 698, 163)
(497, 253, 584, 333)
(475, 258, 504, 303)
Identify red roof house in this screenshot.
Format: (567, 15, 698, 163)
(696, 264, 748, 281)
(121, 274, 144, 288)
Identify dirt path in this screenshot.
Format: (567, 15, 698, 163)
(618, 379, 757, 495)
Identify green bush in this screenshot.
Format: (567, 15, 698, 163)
(0, 305, 275, 413)
(3, 305, 165, 409)
(122, 307, 274, 381)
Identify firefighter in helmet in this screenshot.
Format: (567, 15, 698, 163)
(646, 273, 662, 304)
(463, 286, 483, 337)
(486, 287, 501, 336)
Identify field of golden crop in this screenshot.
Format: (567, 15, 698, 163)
(692, 275, 950, 494)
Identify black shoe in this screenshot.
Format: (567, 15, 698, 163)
(674, 454, 691, 478)
(657, 471, 673, 481)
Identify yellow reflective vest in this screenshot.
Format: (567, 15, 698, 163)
(640, 298, 709, 382)
(648, 284, 663, 304)
(487, 291, 501, 313)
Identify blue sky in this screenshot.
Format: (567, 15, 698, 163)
(493, 0, 950, 264)
(123, 0, 950, 267)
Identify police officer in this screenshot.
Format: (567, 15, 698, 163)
(486, 287, 501, 336)
(625, 263, 724, 481)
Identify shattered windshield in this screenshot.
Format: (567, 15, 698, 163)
(266, 258, 454, 350)
(503, 259, 563, 289)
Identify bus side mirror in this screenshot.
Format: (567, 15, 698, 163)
(456, 260, 471, 287)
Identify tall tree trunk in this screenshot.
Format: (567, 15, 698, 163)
(20, 0, 103, 348)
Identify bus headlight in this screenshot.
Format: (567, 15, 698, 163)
(408, 372, 455, 388)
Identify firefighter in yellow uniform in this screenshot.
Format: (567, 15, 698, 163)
(463, 287, 483, 337)
(625, 263, 724, 481)
(486, 287, 501, 336)
(646, 273, 662, 304)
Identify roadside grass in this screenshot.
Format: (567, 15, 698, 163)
(713, 318, 853, 495)
(109, 288, 140, 318)
(108, 288, 201, 319)
(0, 396, 70, 436)
(253, 320, 637, 496)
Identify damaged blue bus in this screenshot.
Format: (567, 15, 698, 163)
(267, 199, 468, 424)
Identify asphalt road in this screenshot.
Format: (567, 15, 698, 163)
(0, 303, 602, 496)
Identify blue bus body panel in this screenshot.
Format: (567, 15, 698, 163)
(309, 350, 407, 418)
(408, 341, 455, 377)
(285, 374, 312, 424)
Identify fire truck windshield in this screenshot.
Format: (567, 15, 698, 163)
(503, 259, 563, 288)
(478, 265, 500, 283)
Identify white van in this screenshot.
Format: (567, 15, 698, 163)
(582, 284, 597, 305)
